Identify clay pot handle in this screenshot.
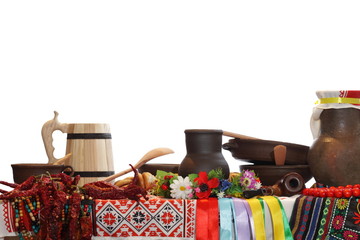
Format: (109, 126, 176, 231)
(62, 165, 74, 177)
(222, 141, 238, 151)
(274, 145, 286, 166)
(41, 111, 71, 164)
(274, 145, 287, 166)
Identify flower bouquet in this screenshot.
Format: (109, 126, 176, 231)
(155, 168, 262, 199)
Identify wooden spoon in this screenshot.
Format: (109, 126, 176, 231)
(274, 145, 287, 166)
(222, 131, 260, 140)
(102, 147, 174, 182)
(52, 153, 72, 165)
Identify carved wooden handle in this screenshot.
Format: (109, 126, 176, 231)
(41, 111, 70, 164)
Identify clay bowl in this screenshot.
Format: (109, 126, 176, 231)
(223, 138, 309, 165)
(239, 164, 312, 186)
(138, 163, 179, 175)
(11, 163, 74, 184)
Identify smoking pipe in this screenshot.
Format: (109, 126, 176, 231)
(263, 172, 305, 197)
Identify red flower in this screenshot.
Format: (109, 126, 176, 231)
(353, 212, 360, 225)
(332, 215, 344, 230)
(194, 172, 219, 199)
(343, 230, 358, 240)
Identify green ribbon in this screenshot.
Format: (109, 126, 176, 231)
(275, 197, 294, 240)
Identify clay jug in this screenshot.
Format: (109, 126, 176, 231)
(178, 129, 230, 178)
(308, 108, 360, 186)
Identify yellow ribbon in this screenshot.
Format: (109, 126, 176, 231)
(246, 198, 266, 240)
(315, 97, 360, 105)
(261, 196, 285, 240)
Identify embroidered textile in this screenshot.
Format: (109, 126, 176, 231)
(95, 197, 196, 239)
(290, 196, 360, 240)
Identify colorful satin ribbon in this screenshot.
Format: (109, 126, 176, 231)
(244, 196, 294, 240)
(260, 196, 293, 240)
(230, 199, 238, 240)
(275, 197, 293, 240)
(246, 198, 266, 240)
(218, 198, 234, 240)
(315, 97, 360, 105)
(262, 196, 284, 239)
(196, 198, 219, 240)
(232, 198, 252, 240)
(196, 197, 293, 240)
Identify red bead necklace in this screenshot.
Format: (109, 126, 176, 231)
(302, 184, 360, 198)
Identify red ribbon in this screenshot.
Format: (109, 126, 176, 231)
(196, 198, 219, 240)
(196, 199, 209, 240)
(209, 198, 219, 240)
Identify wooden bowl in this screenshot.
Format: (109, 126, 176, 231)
(239, 164, 312, 186)
(138, 163, 179, 175)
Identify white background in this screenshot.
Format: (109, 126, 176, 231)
(0, 1, 359, 188)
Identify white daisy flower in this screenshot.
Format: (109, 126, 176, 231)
(170, 176, 193, 199)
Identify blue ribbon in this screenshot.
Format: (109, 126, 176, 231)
(230, 198, 238, 240)
(218, 198, 234, 240)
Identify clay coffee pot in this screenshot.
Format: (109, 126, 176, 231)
(308, 91, 360, 186)
(178, 129, 230, 178)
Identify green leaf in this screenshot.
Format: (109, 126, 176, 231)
(156, 170, 169, 179)
(226, 184, 243, 195)
(208, 168, 224, 179)
(188, 173, 198, 182)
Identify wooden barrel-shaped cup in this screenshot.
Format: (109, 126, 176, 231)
(42, 112, 115, 186)
(65, 123, 114, 186)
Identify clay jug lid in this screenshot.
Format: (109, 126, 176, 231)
(316, 90, 360, 106)
(185, 129, 223, 134)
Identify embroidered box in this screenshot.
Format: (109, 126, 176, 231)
(94, 197, 196, 239)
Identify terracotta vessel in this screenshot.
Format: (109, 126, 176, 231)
(178, 129, 229, 178)
(223, 138, 309, 165)
(308, 108, 360, 186)
(12, 163, 74, 184)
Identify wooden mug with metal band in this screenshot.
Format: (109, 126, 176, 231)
(42, 111, 114, 186)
